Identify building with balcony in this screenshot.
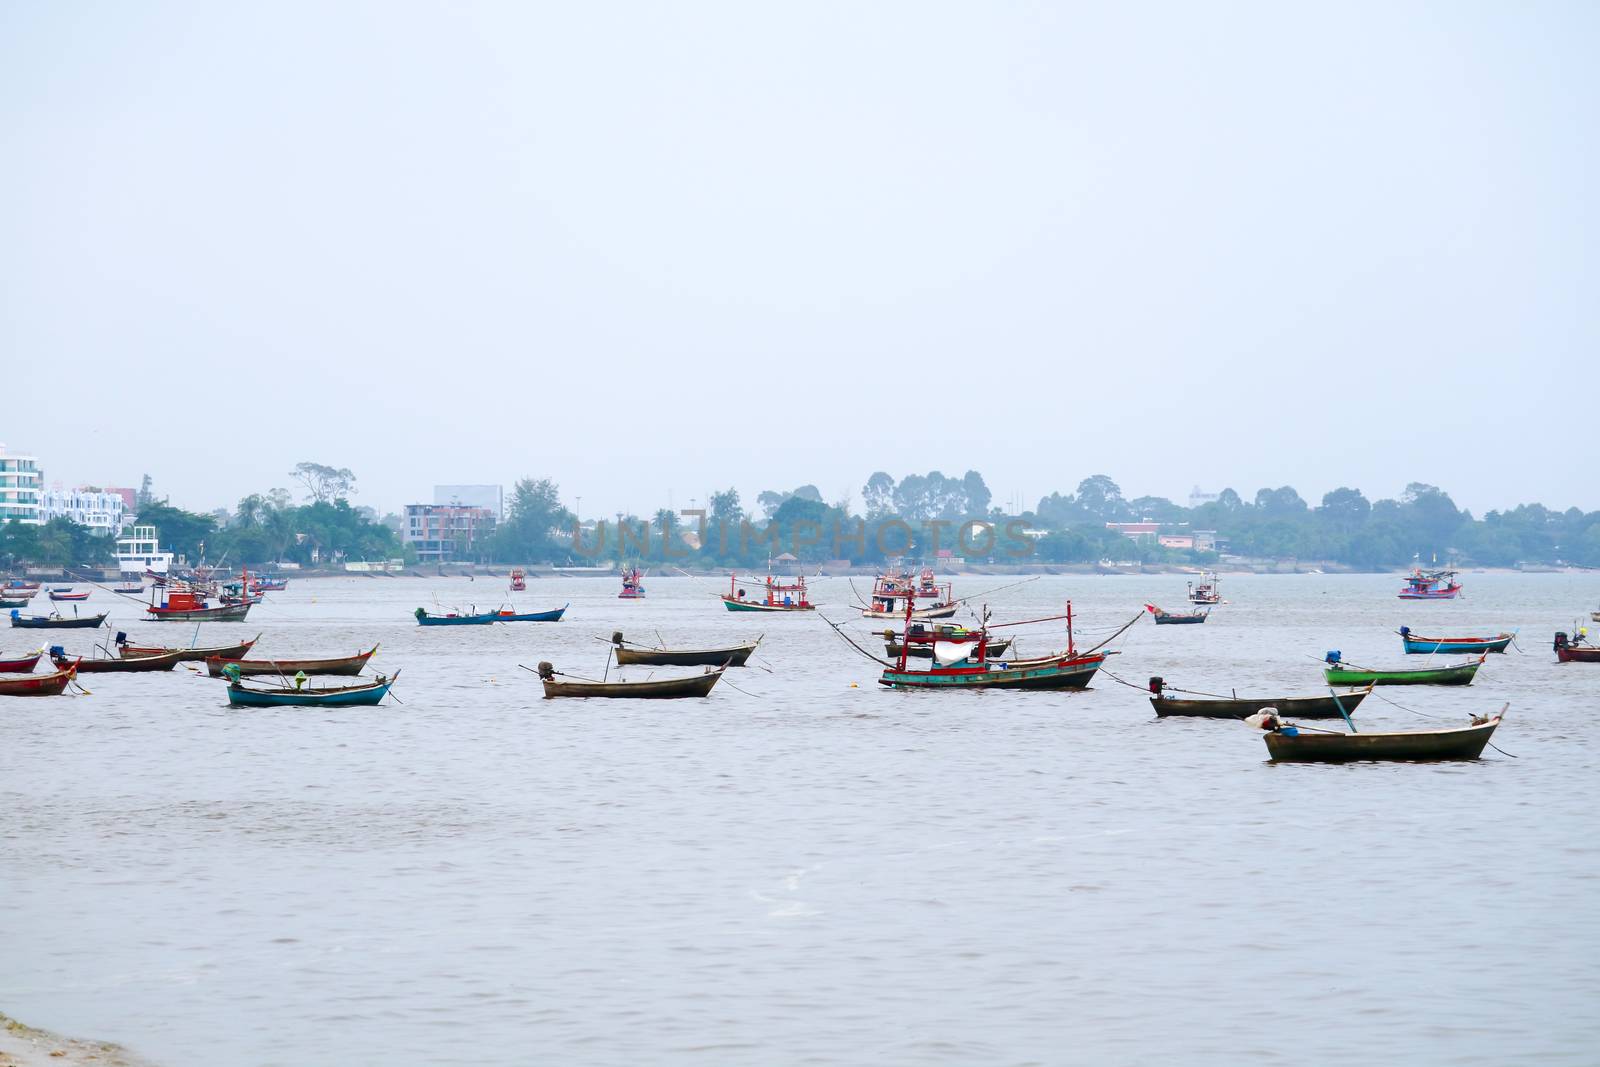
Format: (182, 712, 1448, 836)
(434, 485, 504, 522)
(0, 444, 42, 525)
(404, 503, 496, 562)
(39, 487, 126, 535)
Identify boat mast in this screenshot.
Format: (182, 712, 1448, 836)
(1067, 600, 1075, 656)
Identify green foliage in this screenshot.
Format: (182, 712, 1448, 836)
(0, 518, 113, 568)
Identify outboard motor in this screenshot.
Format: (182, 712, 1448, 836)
(611, 631, 625, 646)
(537, 661, 555, 680)
(1399, 626, 1411, 638)
(1148, 675, 1165, 695)
(115, 630, 128, 646)
(1555, 631, 1569, 652)
(1324, 650, 1342, 665)
(48, 645, 64, 659)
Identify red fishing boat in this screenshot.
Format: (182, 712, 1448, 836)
(619, 567, 646, 599)
(0, 660, 76, 696)
(48, 588, 90, 602)
(1554, 631, 1600, 663)
(1186, 573, 1222, 605)
(509, 568, 527, 592)
(1398, 567, 1462, 600)
(146, 586, 253, 622)
(0, 649, 43, 673)
(876, 600, 1120, 690)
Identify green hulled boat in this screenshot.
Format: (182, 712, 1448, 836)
(1323, 651, 1485, 687)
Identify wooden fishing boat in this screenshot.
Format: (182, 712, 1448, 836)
(2, 580, 41, 594)
(1146, 602, 1209, 625)
(534, 660, 725, 698)
(0, 649, 43, 673)
(253, 577, 289, 592)
(722, 574, 815, 612)
(1187, 573, 1222, 605)
(48, 588, 90, 602)
(10, 609, 108, 629)
(205, 645, 378, 677)
(0, 596, 32, 609)
(881, 622, 1012, 660)
(508, 567, 527, 592)
(1322, 651, 1484, 686)
(1398, 626, 1512, 654)
(859, 567, 958, 620)
(618, 567, 646, 599)
(1398, 567, 1462, 600)
(1554, 632, 1600, 663)
(117, 632, 260, 662)
(878, 600, 1112, 691)
(224, 671, 399, 708)
(145, 588, 251, 622)
(609, 631, 758, 667)
(1261, 710, 1504, 762)
(0, 661, 76, 696)
(113, 582, 145, 595)
(1148, 676, 1372, 719)
(50, 645, 182, 672)
(414, 604, 567, 625)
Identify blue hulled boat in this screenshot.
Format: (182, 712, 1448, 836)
(1398, 626, 1514, 655)
(225, 670, 399, 708)
(414, 604, 567, 626)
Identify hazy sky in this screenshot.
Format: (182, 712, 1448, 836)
(3, 2, 1595, 520)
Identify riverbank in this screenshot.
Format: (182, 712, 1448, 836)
(0, 1013, 151, 1067)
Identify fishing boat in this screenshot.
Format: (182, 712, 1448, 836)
(253, 576, 289, 592)
(0, 596, 31, 609)
(117, 632, 259, 662)
(205, 645, 379, 678)
(48, 588, 90, 602)
(1145, 602, 1209, 625)
(0, 649, 42, 673)
(882, 622, 1012, 660)
(509, 568, 527, 592)
(1257, 706, 1505, 762)
(1323, 650, 1484, 686)
(49, 645, 182, 672)
(1148, 676, 1371, 719)
(877, 601, 1116, 691)
(533, 660, 725, 699)
(1554, 631, 1600, 663)
(413, 604, 568, 625)
(2, 579, 41, 594)
(1398, 626, 1512, 655)
(223, 669, 400, 708)
(1187, 573, 1222, 605)
(859, 568, 957, 620)
(113, 581, 145, 595)
(722, 574, 815, 612)
(10, 609, 108, 629)
(609, 631, 759, 667)
(618, 567, 646, 599)
(1398, 567, 1462, 600)
(145, 587, 252, 622)
(0, 661, 77, 697)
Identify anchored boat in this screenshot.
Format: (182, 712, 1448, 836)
(0, 661, 77, 697)
(534, 660, 725, 698)
(1398, 567, 1462, 600)
(414, 604, 567, 625)
(1146, 602, 1209, 625)
(859, 568, 957, 620)
(609, 631, 759, 667)
(117, 632, 260, 662)
(1187, 573, 1222, 605)
(877, 601, 1121, 691)
(1148, 676, 1372, 719)
(50, 645, 182, 672)
(206, 645, 379, 677)
(1258, 705, 1505, 762)
(618, 567, 647, 599)
(223, 667, 399, 708)
(1323, 650, 1485, 686)
(1398, 626, 1512, 654)
(1554, 631, 1600, 663)
(0, 649, 43, 672)
(10, 609, 108, 629)
(721, 574, 814, 612)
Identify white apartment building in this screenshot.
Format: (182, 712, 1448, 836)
(0, 444, 42, 525)
(39, 487, 127, 535)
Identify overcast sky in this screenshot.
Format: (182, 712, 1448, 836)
(3, 2, 1595, 520)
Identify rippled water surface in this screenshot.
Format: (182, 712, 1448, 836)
(3, 573, 1598, 1066)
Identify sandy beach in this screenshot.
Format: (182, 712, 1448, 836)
(0, 1015, 151, 1067)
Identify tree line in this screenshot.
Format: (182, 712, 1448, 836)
(3, 466, 1597, 570)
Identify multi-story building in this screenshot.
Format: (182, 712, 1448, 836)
(434, 484, 504, 522)
(404, 503, 496, 563)
(39, 487, 127, 535)
(0, 444, 42, 525)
